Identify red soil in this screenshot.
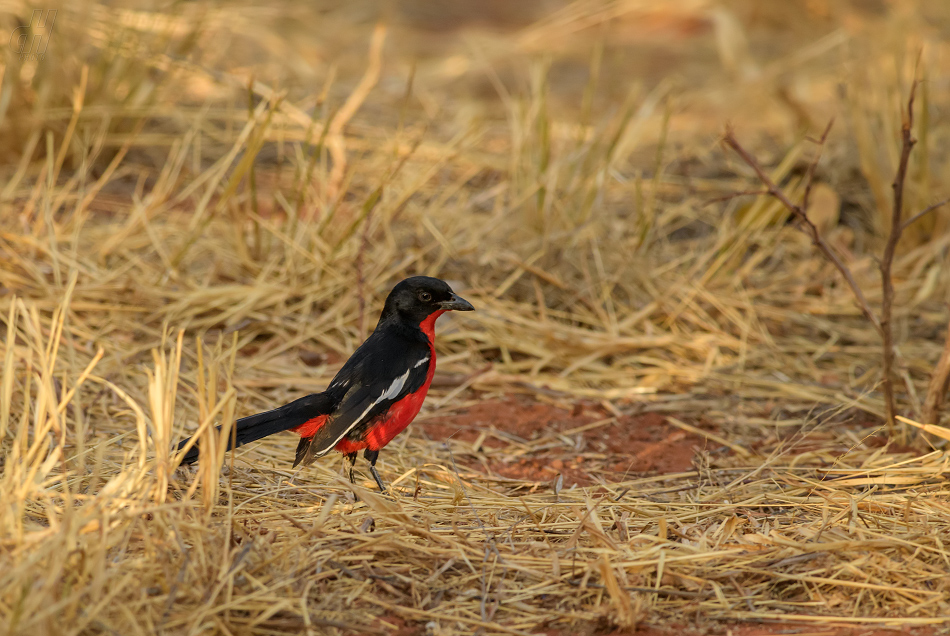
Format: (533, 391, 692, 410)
(418, 395, 710, 486)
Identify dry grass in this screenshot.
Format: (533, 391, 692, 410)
(3, 0, 950, 633)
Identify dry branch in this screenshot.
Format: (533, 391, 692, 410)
(879, 80, 919, 440)
(901, 197, 950, 232)
(724, 79, 950, 440)
(721, 124, 882, 335)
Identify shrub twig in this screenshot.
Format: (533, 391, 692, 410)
(877, 80, 919, 439)
(721, 123, 882, 335)
(900, 197, 950, 232)
(722, 78, 950, 440)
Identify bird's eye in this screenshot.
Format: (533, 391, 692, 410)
(419, 291, 432, 302)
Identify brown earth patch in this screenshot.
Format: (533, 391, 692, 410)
(418, 395, 714, 486)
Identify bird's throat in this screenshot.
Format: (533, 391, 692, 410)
(419, 310, 445, 343)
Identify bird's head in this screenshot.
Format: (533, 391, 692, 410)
(381, 276, 474, 325)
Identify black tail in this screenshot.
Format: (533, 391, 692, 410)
(176, 392, 335, 464)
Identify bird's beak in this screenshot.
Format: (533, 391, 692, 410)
(440, 293, 474, 312)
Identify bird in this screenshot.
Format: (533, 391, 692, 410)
(176, 276, 474, 492)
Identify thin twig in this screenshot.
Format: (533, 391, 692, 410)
(880, 79, 919, 439)
(703, 189, 769, 206)
(721, 126, 882, 335)
(801, 118, 835, 214)
(900, 197, 950, 232)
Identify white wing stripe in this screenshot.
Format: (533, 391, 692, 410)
(414, 356, 429, 369)
(377, 368, 411, 402)
(315, 368, 412, 456)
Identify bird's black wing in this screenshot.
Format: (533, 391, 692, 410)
(293, 327, 432, 466)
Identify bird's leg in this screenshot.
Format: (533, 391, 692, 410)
(346, 452, 358, 484)
(363, 449, 387, 493)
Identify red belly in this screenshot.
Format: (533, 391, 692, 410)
(301, 310, 443, 455)
(333, 385, 429, 454)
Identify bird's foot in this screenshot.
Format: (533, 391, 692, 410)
(369, 465, 388, 495)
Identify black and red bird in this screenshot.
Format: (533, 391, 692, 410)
(176, 276, 474, 491)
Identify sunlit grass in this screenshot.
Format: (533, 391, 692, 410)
(2, 1, 950, 633)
